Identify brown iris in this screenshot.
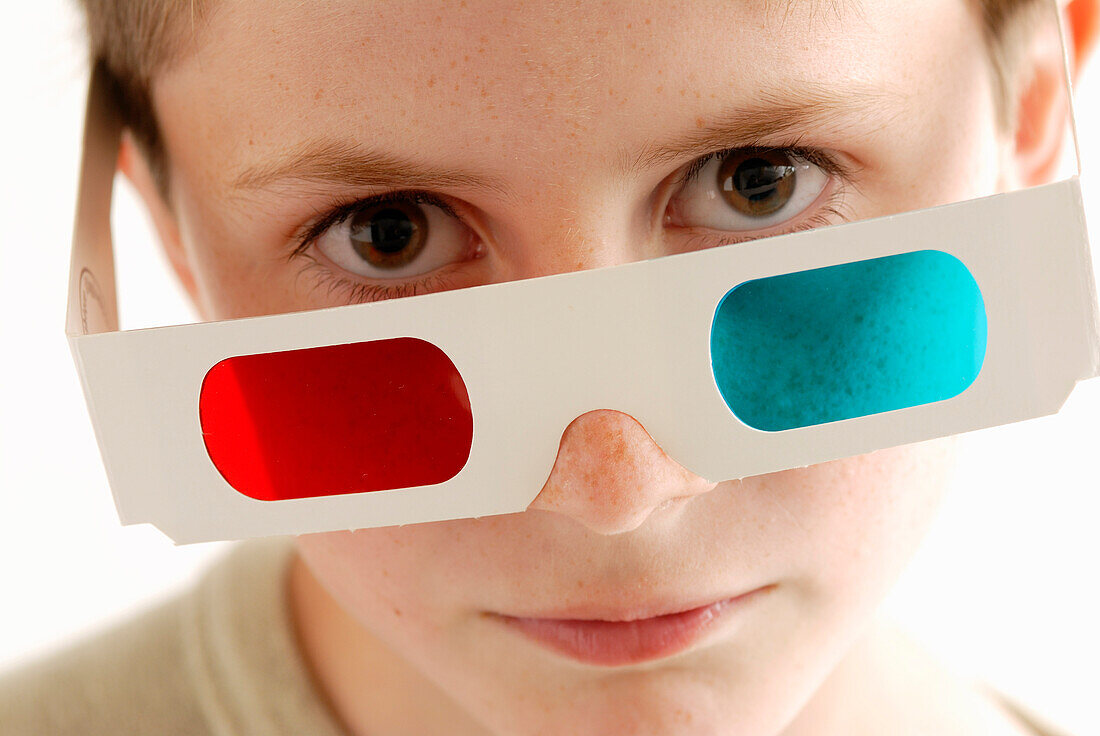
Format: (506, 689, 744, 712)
(348, 200, 429, 269)
(718, 150, 797, 217)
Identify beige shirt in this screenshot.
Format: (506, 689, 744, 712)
(0, 538, 1072, 736)
(0, 538, 345, 736)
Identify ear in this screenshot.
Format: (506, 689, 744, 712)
(1003, 0, 1100, 188)
(1066, 0, 1100, 75)
(116, 132, 203, 310)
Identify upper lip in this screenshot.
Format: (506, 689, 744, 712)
(491, 584, 775, 622)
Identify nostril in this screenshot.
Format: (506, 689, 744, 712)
(654, 493, 700, 514)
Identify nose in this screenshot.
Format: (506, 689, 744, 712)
(526, 410, 718, 535)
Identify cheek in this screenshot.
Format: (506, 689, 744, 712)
(294, 526, 457, 643)
(764, 438, 957, 610)
(292, 515, 538, 661)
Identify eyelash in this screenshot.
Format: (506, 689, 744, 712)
(289, 145, 857, 303)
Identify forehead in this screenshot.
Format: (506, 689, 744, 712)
(156, 0, 982, 194)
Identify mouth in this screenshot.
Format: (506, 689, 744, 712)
(490, 585, 775, 667)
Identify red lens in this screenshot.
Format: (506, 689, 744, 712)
(198, 338, 473, 501)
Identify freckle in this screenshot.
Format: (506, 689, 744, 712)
(313, 88, 323, 100)
(454, 83, 460, 91)
(484, 135, 491, 142)
(679, 88, 686, 96)
(248, 138, 254, 145)
(656, 85, 663, 93)
(393, 607, 403, 617)
(464, 54, 470, 62)
(450, 60, 457, 68)
(645, 17, 651, 24)
(626, 22, 632, 28)
(427, 77, 435, 87)
(695, 116, 704, 127)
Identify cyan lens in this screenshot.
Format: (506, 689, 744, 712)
(710, 250, 987, 431)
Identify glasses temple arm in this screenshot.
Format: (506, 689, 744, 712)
(66, 61, 122, 338)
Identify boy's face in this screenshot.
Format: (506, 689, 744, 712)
(146, 0, 1010, 732)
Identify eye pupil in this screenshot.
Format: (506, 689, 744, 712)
(349, 201, 428, 268)
(368, 208, 416, 253)
(733, 158, 795, 202)
(719, 152, 798, 217)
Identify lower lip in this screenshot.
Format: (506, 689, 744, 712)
(495, 587, 770, 667)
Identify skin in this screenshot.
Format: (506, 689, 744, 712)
(121, 1, 1098, 734)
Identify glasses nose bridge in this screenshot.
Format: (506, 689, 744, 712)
(456, 246, 739, 491)
(509, 285, 699, 442)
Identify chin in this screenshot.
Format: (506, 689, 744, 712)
(469, 665, 789, 736)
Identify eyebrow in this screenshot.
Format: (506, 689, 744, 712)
(231, 80, 892, 195)
(231, 138, 511, 195)
(622, 80, 891, 175)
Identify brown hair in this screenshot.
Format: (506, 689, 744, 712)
(77, 0, 214, 198)
(976, 0, 1057, 126)
(74, 0, 1050, 202)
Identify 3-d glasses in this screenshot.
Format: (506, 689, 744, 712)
(67, 7, 1099, 544)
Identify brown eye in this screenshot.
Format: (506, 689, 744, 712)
(314, 195, 473, 281)
(666, 148, 830, 235)
(349, 200, 429, 269)
(717, 150, 797, 217)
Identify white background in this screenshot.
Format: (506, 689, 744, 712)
(1, 2, 1097, 733)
